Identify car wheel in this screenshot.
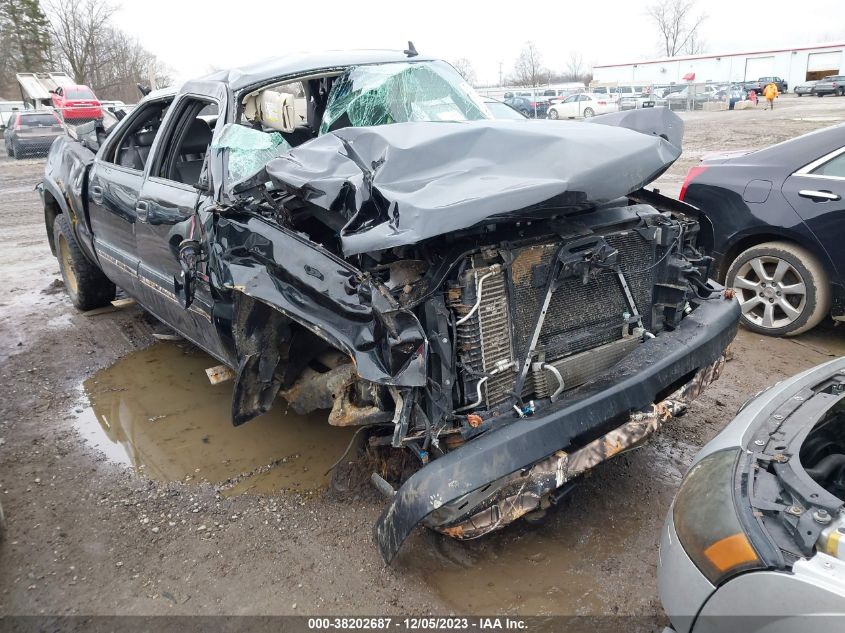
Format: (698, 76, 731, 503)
(838, 87, 845, 97)
(583, 108, 595, 118)
(548, 108, 559, 120)
(726, 241, 830, 336)
(818, 93, 824, 97)
(53, 213, 116, 311)
(10, 141, 18, 159)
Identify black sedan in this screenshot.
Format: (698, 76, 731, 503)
(680, 123, 845, 336)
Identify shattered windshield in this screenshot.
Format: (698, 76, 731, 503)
(212, 123, 292, 185)
(319, 60, 492, 134)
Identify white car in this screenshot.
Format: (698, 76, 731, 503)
(547, 93, 616, 119)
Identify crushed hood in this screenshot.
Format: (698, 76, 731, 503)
(264, 107, 683, 256)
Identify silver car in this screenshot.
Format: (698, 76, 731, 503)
(659, 358, 845, 632)
(4, 110, 64, 158)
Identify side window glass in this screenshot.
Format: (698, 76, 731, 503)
(811, 152, 845, 179)
(109, 100, 171, 170)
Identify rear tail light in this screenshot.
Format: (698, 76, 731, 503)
(14, 116, 21, 129)
(597, 100, 607, 105)
(679, 165, 709, 201)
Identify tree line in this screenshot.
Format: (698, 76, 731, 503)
(0, 0, 169, 103)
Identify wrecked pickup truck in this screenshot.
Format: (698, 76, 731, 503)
(40, 49, 740, 562)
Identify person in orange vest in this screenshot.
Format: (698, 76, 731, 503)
(763, 82, 779, 110)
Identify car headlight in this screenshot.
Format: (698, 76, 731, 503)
(673, 449, 765, 585)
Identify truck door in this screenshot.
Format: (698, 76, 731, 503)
(782, 146, 845, 280)
(88, 97, 172, 292)
(133, 95, 226, 360)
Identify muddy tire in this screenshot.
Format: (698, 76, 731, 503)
(53, 213, 115, 310)
(726, 241, 830, 337)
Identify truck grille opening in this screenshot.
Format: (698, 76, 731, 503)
(451, 229, 659, 410)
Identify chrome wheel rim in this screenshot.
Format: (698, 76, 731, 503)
(733, 256, 807, 330)
(583, 109, 594, 118)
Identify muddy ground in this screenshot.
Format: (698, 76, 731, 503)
(2, 95, 845, 618)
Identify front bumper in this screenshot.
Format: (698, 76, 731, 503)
(375, 293, 740, 563)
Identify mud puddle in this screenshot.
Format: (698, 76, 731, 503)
(73, 342, 355, 494)
(412, 441, 681, 616)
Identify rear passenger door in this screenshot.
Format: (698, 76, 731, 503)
(88, 97, 172, 292)
(782, 146, 845, 279)
(133, 95, 226, 358)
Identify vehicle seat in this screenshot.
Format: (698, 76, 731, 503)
(117, 128, 158, 171)
(175, 119, 212, 185)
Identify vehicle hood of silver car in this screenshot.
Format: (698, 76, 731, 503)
(263, 107, 683, 256)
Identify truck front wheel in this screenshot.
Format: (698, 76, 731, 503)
(54, 214, 115, 310)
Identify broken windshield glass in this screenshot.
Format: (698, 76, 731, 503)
(212, 123, 291, 184)
(319, 60, 492, 135)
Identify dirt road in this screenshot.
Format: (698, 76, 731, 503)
(1, 94, 844, 618)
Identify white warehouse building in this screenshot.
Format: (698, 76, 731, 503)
(592, 42, 845, 89)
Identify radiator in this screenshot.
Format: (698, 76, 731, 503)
(452, 229, 657, 410)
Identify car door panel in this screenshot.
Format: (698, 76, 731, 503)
(783, 173, 845, 281)
(132, 97, 227, 360)
(87, 161, 143, 292)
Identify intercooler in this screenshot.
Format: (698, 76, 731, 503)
(451, 230, 657, 410)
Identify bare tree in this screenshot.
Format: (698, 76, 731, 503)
(685, 30, 706, 55)
(647, 0, 707, 57)
(512, 41, 545, 87)
(45, 0, 116, 83)
(450, 58, 476, 85)
(564, 51, 584, 82)
(43, 0, 170, 101)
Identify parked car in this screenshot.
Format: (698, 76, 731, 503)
(679, 123, 845, 336)
(482, 96, 526, 120)
(4, 110, 64, 158)
(714, 85, 746, 109)
(547, 93, 616, 118)
(812, 75, 845, 97)
(745, 76, 788, 93)
(619, 92, 667, 110)
(504, 95, 549, 118)
(794, 80, 819, 96)
(40, 49, 738, 563)
(659, 358, 845, 633)
(50, 84, 103, 122)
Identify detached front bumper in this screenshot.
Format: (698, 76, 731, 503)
(375, 293, 740, 563)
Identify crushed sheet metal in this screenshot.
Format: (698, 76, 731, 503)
(264, 108, 683, 256)
(374, 296, 739, 564)
(427, 356, 726, 540)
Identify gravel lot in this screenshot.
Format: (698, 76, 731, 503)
(1, 94, 844, 619)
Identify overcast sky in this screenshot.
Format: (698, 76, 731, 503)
(110, 0, 845, 85)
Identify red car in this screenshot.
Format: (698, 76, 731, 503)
(50, 84, 102, 121)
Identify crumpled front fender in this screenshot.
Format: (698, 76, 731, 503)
(210, 213, 427, 388)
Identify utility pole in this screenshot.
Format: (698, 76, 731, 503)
(498, 62, 503, 87)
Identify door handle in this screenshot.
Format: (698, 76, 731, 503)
(136, 201, 149, 222)
(798, 189, 841, 202)
(91, 185, 103, 204)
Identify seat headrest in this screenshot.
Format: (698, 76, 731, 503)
(136, 129, 157, 146)
(181, 118, 212, 153)
(244, 90, 296, 133)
